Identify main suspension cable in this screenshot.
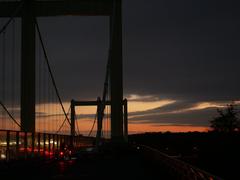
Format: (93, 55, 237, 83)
(0, 101, 21, 128)
(35, 18, 71, 126)
(56, 106, 71, 134)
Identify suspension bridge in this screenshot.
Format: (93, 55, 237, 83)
(0, 1, 223, 179)
(0, 0, 125, 156)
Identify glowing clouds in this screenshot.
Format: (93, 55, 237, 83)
(127, 94, 176, 112)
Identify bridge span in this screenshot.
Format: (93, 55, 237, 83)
(0, 135, 222, 180)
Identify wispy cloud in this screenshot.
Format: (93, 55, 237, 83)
(128, 96, 240, 127)
(126, 94, 175, 112)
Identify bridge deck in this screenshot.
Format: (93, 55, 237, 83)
(0, 145, 171, 180)
(0, 144, 222, 180)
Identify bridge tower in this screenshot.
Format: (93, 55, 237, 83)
(21, 0, 36, 132)
(110, 0, 124, 142)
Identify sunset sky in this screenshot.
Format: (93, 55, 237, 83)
(1, 0, 240, 134)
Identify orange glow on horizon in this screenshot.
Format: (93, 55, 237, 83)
(3, 95, 229, 133)
(128, 123, 208, 134)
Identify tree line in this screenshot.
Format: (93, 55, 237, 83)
(210, 104, 240, 133)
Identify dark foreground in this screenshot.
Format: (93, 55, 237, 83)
(130, 132, 240, 180)
(0, 145, 172, 180)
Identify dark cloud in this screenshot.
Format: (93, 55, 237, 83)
(122, 0, 240, 101)
(129, 107, 218, 127)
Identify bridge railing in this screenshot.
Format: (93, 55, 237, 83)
(0, 130, 93, 161)
(139, 144, 224, 180)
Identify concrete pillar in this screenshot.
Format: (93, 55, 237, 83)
(110, 0, 123, 142)
(21, 0, 36, 132)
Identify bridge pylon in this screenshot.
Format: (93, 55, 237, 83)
(70, 99, 128, 144)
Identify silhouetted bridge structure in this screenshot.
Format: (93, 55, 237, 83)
(0, 0, 126, 151)
(0, 1, 223, 179)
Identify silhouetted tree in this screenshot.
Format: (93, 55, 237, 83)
(210, 104, 240, 133)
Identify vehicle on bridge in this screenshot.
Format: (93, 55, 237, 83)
(55, 142, 72, 160)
